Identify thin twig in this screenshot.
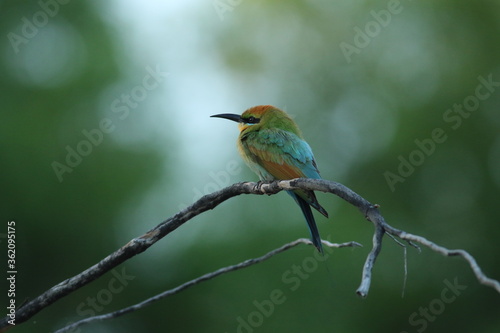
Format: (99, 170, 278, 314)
(385, 230, 500, 293)
(54, 239, 361, 333)
(386, 233, 408, 297)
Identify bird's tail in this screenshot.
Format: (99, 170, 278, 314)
(290, 192, 323, 253)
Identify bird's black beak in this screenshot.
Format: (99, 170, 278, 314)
(210, 113, 242, 123)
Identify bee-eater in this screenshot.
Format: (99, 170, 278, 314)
(211, 105, 328, 253)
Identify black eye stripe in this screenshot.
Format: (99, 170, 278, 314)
(243, 116, 260, 124)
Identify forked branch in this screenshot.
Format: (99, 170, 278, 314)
(0, 179, 498, 332)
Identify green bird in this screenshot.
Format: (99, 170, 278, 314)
(211, 105, 328, 252)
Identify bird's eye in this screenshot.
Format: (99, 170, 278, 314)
(245, 116, 260, 124)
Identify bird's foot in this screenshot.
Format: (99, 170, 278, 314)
(254, 180, 265, 193)
(254, 180, 275, 195)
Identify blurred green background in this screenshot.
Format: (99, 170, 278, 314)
(1, 0, 500, 332)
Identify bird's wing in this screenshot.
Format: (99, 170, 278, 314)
(243, 129, 321, 180)
(243, 128, 328, 218)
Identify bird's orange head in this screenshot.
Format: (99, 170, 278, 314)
(211, 105, 302, 137)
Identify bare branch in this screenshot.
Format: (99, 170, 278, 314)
(385, 229, 500, 293)
(361, 204, 500, 296)
(356, 222, 384, 297)
(54, 239, 361, 333)
(1, 178, 498, 331)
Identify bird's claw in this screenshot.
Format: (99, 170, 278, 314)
(254, 180, 274, 195)
(254, 180, 264, 192)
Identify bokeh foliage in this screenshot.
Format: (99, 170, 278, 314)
(1, 0, 499, 332)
